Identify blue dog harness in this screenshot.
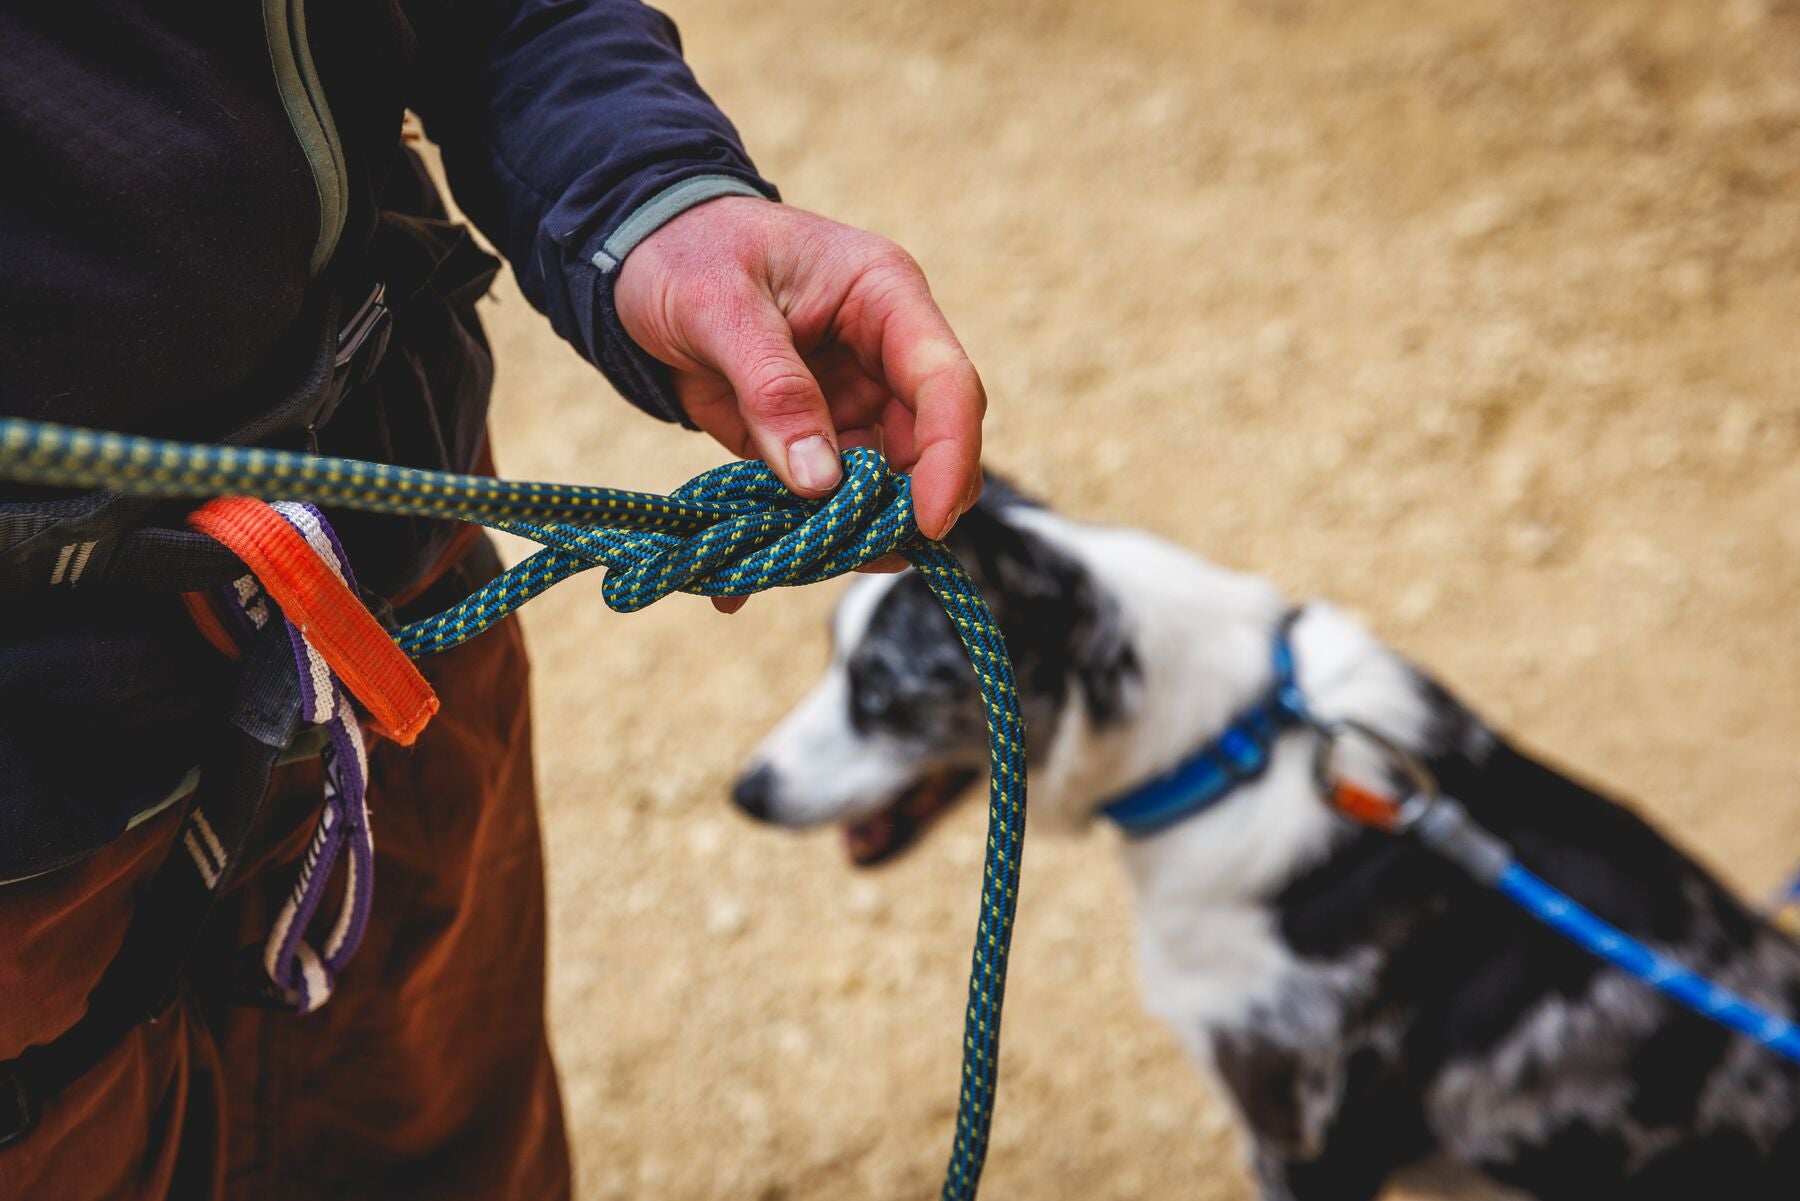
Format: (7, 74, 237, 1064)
(1100, 608, 1800, 1067)
(1097, 609, 1310, 836)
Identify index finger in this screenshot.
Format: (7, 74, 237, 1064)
(847, 256, 986, 541)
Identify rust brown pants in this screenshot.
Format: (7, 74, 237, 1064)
(0, 615, 570, 1200)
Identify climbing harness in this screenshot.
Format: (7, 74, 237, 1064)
(0, 417, 1026, 1199)
(1096, 608, 1800, 1068)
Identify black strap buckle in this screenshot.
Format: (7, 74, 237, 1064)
(334, 282, 391, 377)
(0, 1070, 38, 1150)
(309, 283, 392, 436)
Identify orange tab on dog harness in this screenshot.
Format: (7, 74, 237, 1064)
(1329, 778, 1408, 832)
(189, 497, 438, 745)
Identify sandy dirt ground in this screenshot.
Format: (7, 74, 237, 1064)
(460, 1, 1800, 1196)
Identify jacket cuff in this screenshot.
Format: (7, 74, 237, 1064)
(586, 173, 775, 425)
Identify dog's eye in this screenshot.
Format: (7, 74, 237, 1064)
(852, 678, 893, 722)
(848, 660, 919, 731)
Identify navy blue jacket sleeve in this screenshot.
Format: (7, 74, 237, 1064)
(410, 0, 778, 423)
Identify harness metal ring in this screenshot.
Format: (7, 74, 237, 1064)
(1309, 717, 1440, 833)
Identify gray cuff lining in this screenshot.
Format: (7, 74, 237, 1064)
(591, 175, 768, 274)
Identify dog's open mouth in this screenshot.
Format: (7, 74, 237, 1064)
(842, 768, 979, 867)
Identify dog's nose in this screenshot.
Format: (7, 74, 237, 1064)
(731, 765, 777, 822)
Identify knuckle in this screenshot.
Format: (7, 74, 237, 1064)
(963, 373, 989, 419)
(744, 355, 820, 417)
(887, 246, 926, 280)
(842, 234, 923, 289)
(862, 235, 920, 275)
(914, 340, 982, 403)
(870, 248, 927, 292)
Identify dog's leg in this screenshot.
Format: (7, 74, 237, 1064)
(1247, 1142, 1389, 1201)
(1247, 1144, 1307, 1201)
(1215, 1026, 1426, 1201)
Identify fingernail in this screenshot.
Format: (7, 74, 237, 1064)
(787, 435, 841, 492)
(926, 494, 973, 542)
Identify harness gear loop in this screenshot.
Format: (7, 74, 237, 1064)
(0, 417, 1025, 1201)
(188, 496, 438, 744)
(186, 500, 383, 1014)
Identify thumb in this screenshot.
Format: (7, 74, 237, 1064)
(690, 288, 842, 497)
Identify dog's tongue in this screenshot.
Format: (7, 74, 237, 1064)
(844, 809, 913, 867)
(842, 770, 972, 868)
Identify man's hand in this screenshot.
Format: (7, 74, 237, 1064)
(615, 197, 986, 553)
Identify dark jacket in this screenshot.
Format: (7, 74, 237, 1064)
(0, 0, 773, 436)
(0, 0, 775, 876)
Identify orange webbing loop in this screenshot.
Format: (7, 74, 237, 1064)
(188, 498, 438, 745)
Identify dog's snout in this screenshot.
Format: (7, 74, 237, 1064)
(731, 765, 777, 822)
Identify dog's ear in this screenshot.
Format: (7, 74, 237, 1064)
(944, 483, 1139, 727)
(1066, 572, 1139, 726)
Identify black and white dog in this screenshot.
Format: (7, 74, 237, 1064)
(731, 479, 1800, 1200)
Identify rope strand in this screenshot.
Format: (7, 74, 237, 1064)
(0, 416, 1025, 1200)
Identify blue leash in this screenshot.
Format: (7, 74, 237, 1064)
(1399, 795, 1800, 1064)
(0, 417, 1025, 1200)
(1099, 611, 1800, 1067)
(1494, 860, 1800, 1061)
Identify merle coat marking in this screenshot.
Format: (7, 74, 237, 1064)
(734, 480, 1800, 1200)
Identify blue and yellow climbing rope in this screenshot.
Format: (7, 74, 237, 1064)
(0, 416, 1025, 1201)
